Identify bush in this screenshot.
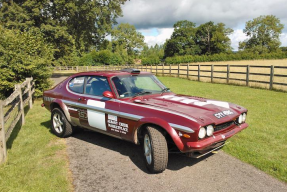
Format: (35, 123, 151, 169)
(142, 56, 161, 64)
(0, 27, 54, 98)
(77, 49, 128, 66)
(164, 52, 287, 64)
(78, 53, 95, 66)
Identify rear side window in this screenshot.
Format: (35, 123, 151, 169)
(85, 76, 111, 96)
(68, 76, 85, 94)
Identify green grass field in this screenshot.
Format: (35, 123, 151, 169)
(1, 76, 286, 190)
(0, 100, 72, 192)
(158, 76, 287, 183)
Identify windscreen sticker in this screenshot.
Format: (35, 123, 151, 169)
(74, 79, 84, 84)
(214, 110, 234, 119)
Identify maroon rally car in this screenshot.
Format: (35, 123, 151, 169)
(42, 69, 248, 173)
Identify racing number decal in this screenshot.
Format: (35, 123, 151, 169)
(87, 100, 106, 131)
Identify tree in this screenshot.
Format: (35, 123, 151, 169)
(239, 15, 284, 54)
(111, 23, 146, 57)
(0, 0, 128, 61)
(196, 22, 233, 54)
(0, 26, 54, 98)
(164, 20, 200, 57)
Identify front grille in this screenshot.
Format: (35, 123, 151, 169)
(214, 121, 234, 132)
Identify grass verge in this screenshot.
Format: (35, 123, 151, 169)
(0, 100, 72, 192)
(158, 76, 287, 183)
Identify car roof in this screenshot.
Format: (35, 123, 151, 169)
(71, 70, 152, 78)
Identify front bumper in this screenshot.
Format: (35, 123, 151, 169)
(186, 122, 248, 151)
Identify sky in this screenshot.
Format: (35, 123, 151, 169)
(117, 0, 287, 51)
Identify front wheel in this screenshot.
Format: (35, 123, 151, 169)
(143, 126, 168, 173)
(51, 108, 73, 138)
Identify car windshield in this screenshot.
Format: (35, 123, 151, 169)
(112, 75, 168, 98)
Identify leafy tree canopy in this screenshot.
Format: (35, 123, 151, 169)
(0, 0, 127, 58)
(0, 26, 54, 98)
(164, 20, 200, 57)
(111, 23, 146, 56)
(164, 20, 233, 57)
(196, 22, 233, 55)
(239, 15, 284, 54)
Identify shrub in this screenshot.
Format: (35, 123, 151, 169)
(164, 52, 287, 64)
(0, 27, 54, 98)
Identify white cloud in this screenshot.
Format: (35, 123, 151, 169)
(119, 0, 287, 50)
(280, 33, 287, 47)
(228, 29, 248, 51)
(118, 0, 287, 32)
(140, 28, 174, 47)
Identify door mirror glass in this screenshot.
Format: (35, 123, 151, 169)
(103, 91, 114, 99)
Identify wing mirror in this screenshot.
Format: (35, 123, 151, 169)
(103, 91, 114, 99)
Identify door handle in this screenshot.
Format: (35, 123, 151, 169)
(78, 98, 86, 101)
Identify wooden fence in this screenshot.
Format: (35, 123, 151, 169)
(0, 77, 34, 164)
(54, 64, 287, 91)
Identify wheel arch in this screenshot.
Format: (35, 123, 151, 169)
(134, 117, 184, 151)
(50, 99, 72, 124)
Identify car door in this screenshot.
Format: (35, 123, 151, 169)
(78, 76, 121, 136)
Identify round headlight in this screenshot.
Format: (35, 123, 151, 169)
(206, 125, 214, 136)
(242, 113, 247, 122)
(198, 127, 206, 139)
(238, 114, 243, 124)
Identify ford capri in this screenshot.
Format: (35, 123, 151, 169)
(42, 68, 248, 173)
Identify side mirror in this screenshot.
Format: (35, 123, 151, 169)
(103, 91, 114, 99)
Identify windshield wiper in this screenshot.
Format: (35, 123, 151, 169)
(133, 91, 152, 98)
(161, 88, 170, 93)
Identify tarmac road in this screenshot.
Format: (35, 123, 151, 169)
(51, 76, 287, 192)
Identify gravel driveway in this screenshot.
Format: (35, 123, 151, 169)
(67, 130, 287, 192)
(51, 76, 287, 192)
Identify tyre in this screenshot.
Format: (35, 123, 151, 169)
(51, 108, 73, 138)
(143, 126, 168, 173)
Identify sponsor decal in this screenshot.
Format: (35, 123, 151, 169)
(214, 110, 234, 119)
(43, 96, 54, 102)
(159, 95, 229, 108)
(107, 115, 129, 134)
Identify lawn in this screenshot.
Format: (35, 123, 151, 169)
(158, 76, 287, 183)
(1, 75, 286, 190)
(0, 100, 72, 192)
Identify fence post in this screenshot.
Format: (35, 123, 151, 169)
(227, 65, 230, 84)
(26, 77, 33, 109)
(198, 65, 201, 81)
(16, 84, 25, 125)
(162, 64, 164, 76)
(156, 65, 158, 75)
(169, 64, 171, 76)
(211, 65, 214, 83)
(269, 65, 274, 90)
(76, 66, 79, 72)
(246, 65, 250, 86)
(187, 64, 189, 79)
(0, 100, 7, 164)
(177, 64, 180, 77)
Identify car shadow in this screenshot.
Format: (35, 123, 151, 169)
(67, 129, 213, 173)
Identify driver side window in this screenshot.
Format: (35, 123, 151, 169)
(85, 76, 111, 96)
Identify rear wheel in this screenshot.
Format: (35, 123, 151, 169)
(51, 108, 73, 138)
(143, 126, 168, 173)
